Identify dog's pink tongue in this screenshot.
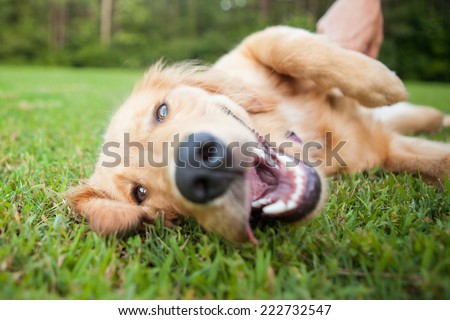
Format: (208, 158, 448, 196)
(246, 224, 258, 246)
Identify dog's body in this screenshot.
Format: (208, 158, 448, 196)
(69, 26, 450, 243)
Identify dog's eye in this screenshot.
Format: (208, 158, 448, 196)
(133, 185, 148, 204)
(155, 103, 168, 122)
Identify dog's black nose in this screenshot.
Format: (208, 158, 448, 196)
(175, 132, 242, 203)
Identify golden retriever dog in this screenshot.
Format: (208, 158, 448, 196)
(68, 26, 450, 244)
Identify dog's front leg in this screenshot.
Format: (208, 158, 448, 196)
(238, 26, 407, 108)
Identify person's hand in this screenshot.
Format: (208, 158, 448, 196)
(317, 0, 383, 59)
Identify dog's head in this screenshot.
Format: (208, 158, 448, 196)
(68, 63, 325, 243)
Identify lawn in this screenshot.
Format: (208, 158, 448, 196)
(0, 65, 449, 299)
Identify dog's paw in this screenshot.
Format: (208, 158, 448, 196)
(440, 154, 450, 177)
(355, 59, 408, 108)
(424, 154, 450, 187)
(443, 115, 450, 127)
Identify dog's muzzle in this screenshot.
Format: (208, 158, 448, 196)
(175, 132, 244, 203)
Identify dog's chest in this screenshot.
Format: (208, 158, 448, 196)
(277, 96, 327, 143)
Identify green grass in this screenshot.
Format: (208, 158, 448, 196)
(0, 65, 449, 299)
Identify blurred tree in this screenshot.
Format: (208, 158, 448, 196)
(259, 0, 270, 19)
(100, 0, 114, 47)
(49, 0, 67, 49)
(0, 0, 447, 81)
(380, 0, 450, 81)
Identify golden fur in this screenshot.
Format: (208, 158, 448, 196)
(68, 26, 449, 243)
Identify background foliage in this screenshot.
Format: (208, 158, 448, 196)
(0, 0, 449, 81)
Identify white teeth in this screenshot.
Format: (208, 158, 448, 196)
(251, 150, 308, 214)
(295, 165, 305, 178)
(251, 201, 261, 208)
(251, 198, 272, 208)
(289, 167, 306, 203)
(292, 186, 303, 199)
(287, 200, 297, 210)
(262, 200, 287, 214)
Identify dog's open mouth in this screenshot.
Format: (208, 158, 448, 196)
(220, 107, 323, 243)
(245, 133, 322, 240)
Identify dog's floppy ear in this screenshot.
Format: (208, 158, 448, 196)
(187, 70, 279, 113)
(67, 185, 152, 235)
